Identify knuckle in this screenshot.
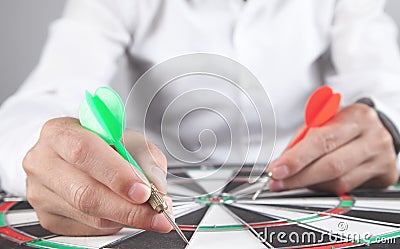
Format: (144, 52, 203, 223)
(71, 183, 98, 213)
(41, 118, 60, 136)
(285, 156, 303, 172)
(359, 142, 372, 160)
(22, 149, 37, 175)
(326, 157, 344, 176)
(104, 168, 127, 194)
(125, 208, 138, 226)
(41, 118, 72, 140)
(354, 104, 377, 121)
(39, 216, 55, 232)
(26, 187, 41, 208)
(104, 167, 120, 186)
(312, 129, 337, 153)
(377, 129, 393, 150)
(66, 133, 91, 166)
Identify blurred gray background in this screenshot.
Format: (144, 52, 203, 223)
(1, 0, 400, 104)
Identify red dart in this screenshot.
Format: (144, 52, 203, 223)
(252, 86, 341, 200)
(287, 85, 341, 149)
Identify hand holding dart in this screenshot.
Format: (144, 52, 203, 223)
(79, 87, 188, 243)
(252, 86, 341, 200)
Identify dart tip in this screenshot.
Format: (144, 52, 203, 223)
(252, 172, 273, 200)
(162, 211, 189, 244)
(252, 190, 261, 200)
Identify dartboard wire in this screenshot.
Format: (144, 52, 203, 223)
(9, 221, 40, 227)
(3, 197, 24, 202)
(351, 206, 400, 213)
(355, 197, 400, 201)
(221, 205, 275, 248)
(350, 201, 400, 213)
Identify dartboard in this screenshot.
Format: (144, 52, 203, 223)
(1, 165, 399, 249)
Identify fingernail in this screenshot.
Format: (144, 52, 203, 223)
(271, 165, 289, 179)
(269, 180, 285, 192)
(128, 183, 151, 203)
(151, 213, 172, 232)
(151, 166, 167, 193)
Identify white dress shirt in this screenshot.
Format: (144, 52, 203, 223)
(1, 0, 400, 196)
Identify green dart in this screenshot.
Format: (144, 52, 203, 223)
(79, 87, 188, 244)
(79, 87, 149, 182)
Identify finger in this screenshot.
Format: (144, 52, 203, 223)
(27, 178, 123, 230)
(284, 124, 306, 150)
(308, 159, 398, 194)
(123, 130, 168, 192)
(164, 196, 174, 218)
(34, 156, 172, 233)
(269, 106, 362, 180)
(41, 118, 151, 204)
(269, 134, 375, 192)
(36, 211, 121, 236)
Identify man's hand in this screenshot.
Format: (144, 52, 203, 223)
(268, 104, 399, 194)
(23, 117, 172, 236)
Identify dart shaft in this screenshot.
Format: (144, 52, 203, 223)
(162, 210, 189, 244)
(114, 141, 150, 183)
(287, 127, 309, 150)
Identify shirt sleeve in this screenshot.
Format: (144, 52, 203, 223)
(326, 0, 400, 169)
(0, 0, 135, 196)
